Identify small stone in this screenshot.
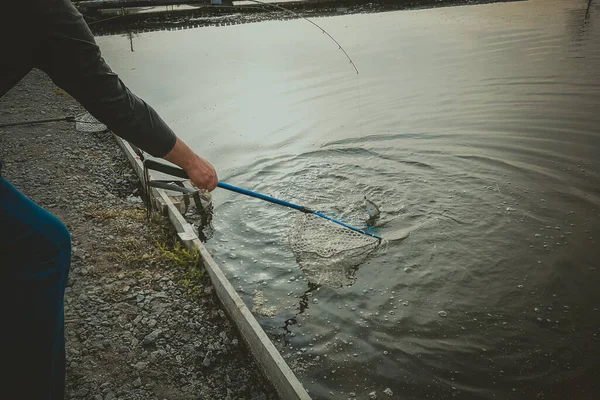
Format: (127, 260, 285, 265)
(438, 311, 448, 318)
(202, 354, 211, 367)
(142, 329, 161, 346)
(384, 388, 393, 396)
(134, 362, 147, 371)
(104, 393, 116, 400)
(76, 388, 89, 397)
(368, 391, 377, 399)
(133, 377, 142, 388)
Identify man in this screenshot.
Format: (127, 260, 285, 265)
(0, 1, 218, 398)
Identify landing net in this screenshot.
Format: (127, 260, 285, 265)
(75, 112, 107, 133)
(289, 212, 381, 287)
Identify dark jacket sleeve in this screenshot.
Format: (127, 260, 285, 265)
(32, 0, 177, 157)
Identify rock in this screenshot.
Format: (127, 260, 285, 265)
(133, 378, 142, 388)
(75, 387, 89, 397)
(202, 354, 211, 367)
(384, 388, 393, 396)
(368, 391, 377, 399)
(253, 392, 267, 400)
(142, 329, 161, 346)
(150, 351, 160, 362)
(104, 393, 116, 400)
(134, 362, 147, 371)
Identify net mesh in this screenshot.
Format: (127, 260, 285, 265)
(75, 113, 107, 133)
(289, 213, 381, 288)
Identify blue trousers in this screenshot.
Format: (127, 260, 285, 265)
(0, 176, 71, 399)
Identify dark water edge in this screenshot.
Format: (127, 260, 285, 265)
(85, 0, 526, 36)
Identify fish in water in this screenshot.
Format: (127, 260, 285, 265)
(364, 196, 381, 220)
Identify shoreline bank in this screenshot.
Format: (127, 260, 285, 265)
(0, 69, 279, 400)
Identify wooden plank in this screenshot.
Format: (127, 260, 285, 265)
(114, 136, 311, 400)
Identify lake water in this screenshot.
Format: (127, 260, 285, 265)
(97, 0, 600, 398)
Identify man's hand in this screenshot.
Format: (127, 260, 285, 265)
(185, 155, 218, 192)
(163, 137, 218, 191)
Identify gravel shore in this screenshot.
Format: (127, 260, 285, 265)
(0, 70, 279, 400)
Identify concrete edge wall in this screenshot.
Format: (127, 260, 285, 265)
(113, 136, 312, 400)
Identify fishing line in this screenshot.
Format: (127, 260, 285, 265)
(246, 0, 365, 137)
(84, 1, 358, 74)
(245, 0, 359, 74)
(86, 1, 366, 133)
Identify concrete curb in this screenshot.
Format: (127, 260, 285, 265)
(114, 136, 311, 400)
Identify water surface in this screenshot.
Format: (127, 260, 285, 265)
(98, 1, 600, 398)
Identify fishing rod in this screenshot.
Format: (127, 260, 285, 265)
(0, 116, 76, 128)
(81, 0, 358, 74)
(0, 113, 107, 133)
(246, 0, 359, 74)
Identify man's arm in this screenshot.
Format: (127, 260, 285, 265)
(31, 0, 218, 190)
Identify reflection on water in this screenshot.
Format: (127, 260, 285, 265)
(97, 0, 600, 398)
